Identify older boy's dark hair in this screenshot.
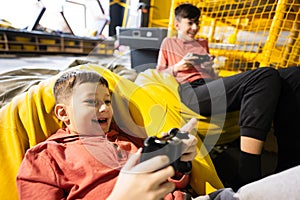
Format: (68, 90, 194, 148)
(175, 3, 200, 21)
(53, 69, 109, 104)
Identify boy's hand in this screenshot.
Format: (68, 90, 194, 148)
(174, 53, 215, 75)
(173, 53, 197, 73)
(107, 150, 175, 200)
(179, 118, 198, 162)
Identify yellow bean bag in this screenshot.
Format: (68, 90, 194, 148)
(134, 68, 240, 193)
(0, 63, 240, 199)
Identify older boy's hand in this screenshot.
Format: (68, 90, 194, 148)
(179, 118, 198, 162)
(173, 53, 197, 73)
(174, 53, 215, 75)
(107, 150, 175, 200)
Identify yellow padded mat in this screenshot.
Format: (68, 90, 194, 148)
(0, 64, 240, 199)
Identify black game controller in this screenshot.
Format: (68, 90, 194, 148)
(140, 128, 192, 174)
(192, 53, 211, 65)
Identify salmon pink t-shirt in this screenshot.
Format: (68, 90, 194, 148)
(157, 37, 214, 84)
(17, 128, 189, 200)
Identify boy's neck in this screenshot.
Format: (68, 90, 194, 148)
(177, 34, 197, 42)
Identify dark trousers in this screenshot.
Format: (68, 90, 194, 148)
(179, 67, 281, 141)
(275, 66, 300, 172)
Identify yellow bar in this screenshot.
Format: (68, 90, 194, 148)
(260, 0, 287, 67)
(121, 0, 129, 27)
(109, 0, 129, 8)
(150, 19, 169, 27)
(208, 19, 216, 42)
(148, 0, 155, 27)
(167, 0, 177, 37)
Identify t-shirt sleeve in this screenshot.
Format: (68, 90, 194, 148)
(157, 38, 169, 71)
(168, 173, 190, 189)
(16, 147, 65, 200)
(156, 38, 177, 76)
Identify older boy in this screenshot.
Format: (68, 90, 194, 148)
(157, 3, 282, 190)
(16, 69, 198, 200)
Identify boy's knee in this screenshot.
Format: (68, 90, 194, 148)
(259, 67, 281, 91)
(260, 67, 279, 78)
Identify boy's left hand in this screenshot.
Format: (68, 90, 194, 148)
(202, 61, 219, 78)
(179, 118, 198, 162)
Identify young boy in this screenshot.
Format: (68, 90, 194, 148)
(157, 3, 282, 190)
(16, 69, 198, 200)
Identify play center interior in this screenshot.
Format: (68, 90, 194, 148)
(0, 0, 299, 199)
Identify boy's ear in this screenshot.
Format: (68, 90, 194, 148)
(174, 19, 180, 30)
(54, 104, 69, 123)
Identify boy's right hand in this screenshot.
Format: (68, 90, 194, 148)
(174, 53, 214, 74)
(173, 53, 197, 73)
(106, 149, 175, 200)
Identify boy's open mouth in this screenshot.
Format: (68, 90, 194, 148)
(93, 118, 108, 124)
(98, 118, 108, 124)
